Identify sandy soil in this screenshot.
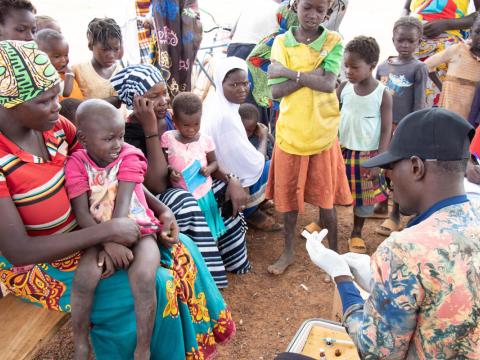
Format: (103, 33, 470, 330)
(33, 204, 392, 360)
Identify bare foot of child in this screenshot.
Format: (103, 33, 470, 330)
(268, 252, 294, 275)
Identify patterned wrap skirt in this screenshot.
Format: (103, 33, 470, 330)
(342, 148, 389, 209)
(0, 234, 235, 360)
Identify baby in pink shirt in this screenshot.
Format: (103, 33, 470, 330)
(64, 99, 160, 360)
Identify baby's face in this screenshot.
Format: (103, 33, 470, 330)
(82, 118, 125, 167)
(44, 39, 69, 73)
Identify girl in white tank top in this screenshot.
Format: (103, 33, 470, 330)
(337, 36, 393, 254)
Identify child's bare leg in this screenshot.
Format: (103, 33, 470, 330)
(268, 211, 297, 275)
(352, 213, 366, 238)
(128, 235, 160, 360)
(319, 207, 338, 251)
(71, 247, 102, 360)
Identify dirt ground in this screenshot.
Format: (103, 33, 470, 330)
(33, 204, 390, 360)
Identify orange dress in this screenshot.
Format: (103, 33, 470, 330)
(58, 73, 84, 102)
(425, 43, 480, 119)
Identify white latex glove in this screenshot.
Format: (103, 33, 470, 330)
(306, 230, 353, 279)
(341, 252, 372, 293)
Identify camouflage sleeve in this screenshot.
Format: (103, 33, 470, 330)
(342, 240, 424, 359)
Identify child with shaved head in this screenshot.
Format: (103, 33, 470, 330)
(65, 99, 163, 360)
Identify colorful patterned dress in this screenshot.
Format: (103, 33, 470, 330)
(0, 117, 235, 360)
(410, 0, 471, 106)
(150, 0, 202, 95)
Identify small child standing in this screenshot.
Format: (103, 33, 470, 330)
(375, 16, 428, 236)
(72, 17, 124, 107)
(239, 103, 274, 160)
(338, 36, 392, 253)
(36, 29, 84, 101)
(425, 16, 480, 120)
(65, 100, 163, 360)
(161, 92, 227, 240)
(266, 0, 353, 275)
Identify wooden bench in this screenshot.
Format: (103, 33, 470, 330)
(0, 294, 69, 360)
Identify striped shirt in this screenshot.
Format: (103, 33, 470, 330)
(0, 116, 81, 236)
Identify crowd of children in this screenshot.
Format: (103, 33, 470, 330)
(1, 0, 480, 358)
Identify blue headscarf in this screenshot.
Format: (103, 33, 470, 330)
(111, 64, 165, 109)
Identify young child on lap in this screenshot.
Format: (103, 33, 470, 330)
(65, 99, 161, 360)
(338, 36, 392, 253)
(36, 29, 84, 101)
(266, 0, 352, 275)
(161, 93, 226, 240)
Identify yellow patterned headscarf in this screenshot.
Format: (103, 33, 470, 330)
(0, 40, 59, 109)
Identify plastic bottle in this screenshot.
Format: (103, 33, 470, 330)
(319, 348, 327, 360)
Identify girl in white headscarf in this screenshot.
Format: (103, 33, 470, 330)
(202, 57, 281, 231)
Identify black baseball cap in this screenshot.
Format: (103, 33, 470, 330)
(363, 108, 475, 169)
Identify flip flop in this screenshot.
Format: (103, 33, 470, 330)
(302, 222, 322, 238)
(348, 237, 367, 254)
(376, 218, 402, 237)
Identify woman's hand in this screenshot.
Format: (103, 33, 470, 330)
(133, 95, 158, 134)
(103, 242, 134, 269)
(107, 218, 140, 247)
(98, 250, 115, 279)
(157, 208, 179, 248)
(225, 177, 248, 216)
(267, 61, 287, 79)
(423, 20, 449, 38)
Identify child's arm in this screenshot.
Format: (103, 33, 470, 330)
(413, 64, 429, 111)
(143, 186, 179, 247)
(378, 89, 393, 154)
(424, 45, 455, 91)
(253, 123, 269, 158)
(336, 81, 348, 102)
(200, 151, 219, 177)
(70, 194, 117, 277)
(162, 147, 183, 184)
(369, 89, 393, 180)
(63, 67, 75, 97)
(71, 193, 102, 229)
(270, 62, 337, 95)
(101, 181, 135, 269)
